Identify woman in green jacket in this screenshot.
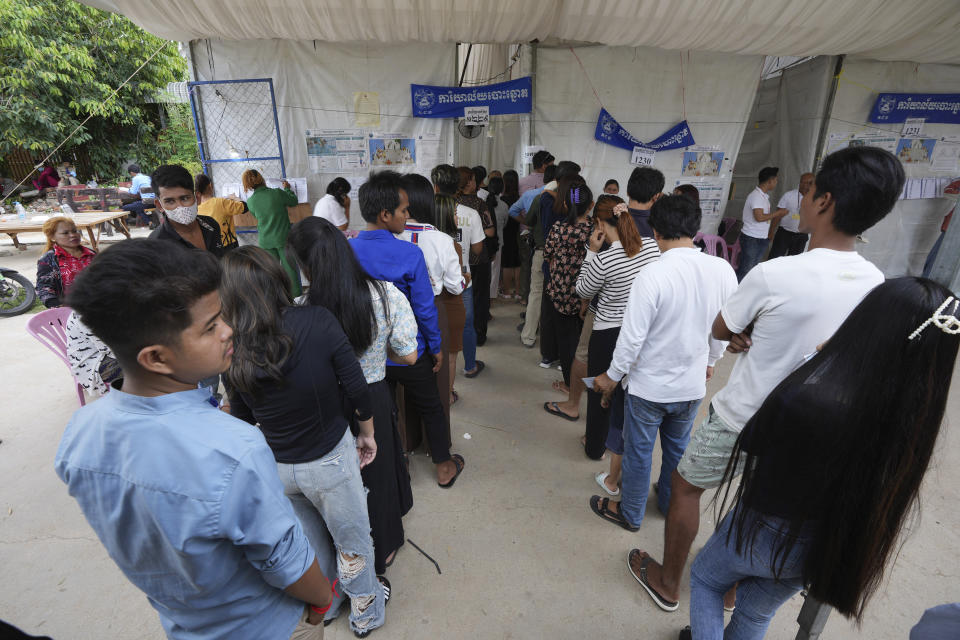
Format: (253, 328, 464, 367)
(242, 169, 301, 296)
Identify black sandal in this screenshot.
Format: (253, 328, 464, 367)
(590, 495, 639, 531)
(438, 454, 465, 488)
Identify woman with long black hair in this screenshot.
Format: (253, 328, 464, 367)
(288, 217, 419, 578)
(221, 246, 388, 636)
(678, 277, 960, 639)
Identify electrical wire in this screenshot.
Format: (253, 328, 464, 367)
(2, 40, 173, 204)
(460, 44, 523, 86)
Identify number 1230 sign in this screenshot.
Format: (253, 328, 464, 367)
(631, 146, 656, 167)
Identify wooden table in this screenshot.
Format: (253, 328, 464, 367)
(0, 211, 131, 251)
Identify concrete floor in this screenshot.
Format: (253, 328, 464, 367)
(1, 231, 958, 639)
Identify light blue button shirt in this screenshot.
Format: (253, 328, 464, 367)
(509, 184, 545, 220)
(55, 388, 313, 639)
(130, 172, 152, 196)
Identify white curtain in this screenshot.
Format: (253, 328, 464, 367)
(86, 0, 960, 64)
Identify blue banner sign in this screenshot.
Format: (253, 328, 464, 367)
(412, 77, 532, 118)
(594, 108, 695, 151)
(869, 93, 960, 124)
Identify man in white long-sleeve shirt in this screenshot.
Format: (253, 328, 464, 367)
(591, 194, 737, 534)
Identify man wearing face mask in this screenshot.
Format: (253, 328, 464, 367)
(149, 164, 225, 258)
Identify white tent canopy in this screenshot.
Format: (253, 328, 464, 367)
(85, 0, 960, 64)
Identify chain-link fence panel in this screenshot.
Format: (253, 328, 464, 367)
(188, 79, 285, 192)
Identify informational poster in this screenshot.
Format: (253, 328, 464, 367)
(681, 150, 723, 177)
(630, 146, 656, 167)
(931, 137, 960, 172)
(898, 176, 956, 200)
(265, 177, 308, 203)
(369, 134, 416, 167)
(895, 138, 937, 164)
(306, 129, 368, 172)
(676, 178, 725, 219)
(416, 133, 446, 170)
(216, 177, 308, 204)
(826, 132, 899, 156)
(347, 176, 368, 203)
(354, 92, 380, 128)
(848, 134, 898, 155)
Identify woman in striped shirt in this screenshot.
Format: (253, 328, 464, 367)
(577, 198, 661, 494)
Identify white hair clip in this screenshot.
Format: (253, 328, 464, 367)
(908, 296, 960, 340)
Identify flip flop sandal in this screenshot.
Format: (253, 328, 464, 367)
(627, 549, 680, 612)
(464, 361, 485, 378)
(544, 401, 579, 421)
(378, 576, 391, 603)
(590, 495, 639, 532)
(438, 454, 465, 488)
(724, 605, 736, 613)
(595, 471, 620, 496)
(678, 626, 692, 640)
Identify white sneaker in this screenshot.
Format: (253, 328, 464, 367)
(595, 471, 620, 496)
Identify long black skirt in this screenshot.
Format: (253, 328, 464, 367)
(354, 380, 414, 574)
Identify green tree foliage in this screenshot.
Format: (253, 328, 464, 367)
(0, 0, 196, 178)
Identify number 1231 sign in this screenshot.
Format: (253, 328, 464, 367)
(631, 146, 656, 167)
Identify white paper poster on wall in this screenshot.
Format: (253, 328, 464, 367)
(370, 133, 417, 167)
(265, 177, 308, 203)
(676, 178, 725, 219)
(417, 133, 446, 170)
(353, 92, 380, 128)
(931, 137, 960, 172)
(522, 145, 545, 165)
(306, 129, 369, 172)
(901, 118, 925, 138)
(216, 178, 308, 204)
(464, 106, 490, 126)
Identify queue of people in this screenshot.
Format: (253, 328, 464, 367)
(46, 144, 960, 640)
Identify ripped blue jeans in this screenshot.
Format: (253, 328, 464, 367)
(276, 428, 385, 634)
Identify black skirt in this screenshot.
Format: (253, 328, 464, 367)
(501, 218, 521, 268)
(355, 380, 413, 574)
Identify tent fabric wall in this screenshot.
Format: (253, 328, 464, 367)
(455, 43, 523, 171)
(86, 0, 960, 64)
(530, 45, 762, 232)
(729, 56, 836, 226)
(191, 39, 457, 227)
(823, 58, 960, 276)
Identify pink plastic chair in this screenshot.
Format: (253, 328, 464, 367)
(27, 307, 86, 406)
(698, 234, 729, 260)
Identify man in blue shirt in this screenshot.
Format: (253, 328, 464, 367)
(55, 239, 332, 639)
(351, 170, 466, 489)
(123, 163, 157, 229)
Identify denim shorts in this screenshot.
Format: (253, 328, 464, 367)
(676, 405, 744, 489)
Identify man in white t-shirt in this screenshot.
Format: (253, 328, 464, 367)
(590, 195, 737, 534)
(630, 146, 905, 615)
(767, 172, 814, 259)
(736, 166, 785, 281)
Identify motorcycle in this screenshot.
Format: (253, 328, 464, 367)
(0, 266, 36, 317)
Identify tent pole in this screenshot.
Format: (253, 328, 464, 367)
(811, 55, 844, 171)
(528, 42, 538, 172)
(459, 44, 473, 87)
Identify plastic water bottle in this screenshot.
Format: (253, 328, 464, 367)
(14, 202, 26, 220)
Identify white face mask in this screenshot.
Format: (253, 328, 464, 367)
(164, 202, 198, 225)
